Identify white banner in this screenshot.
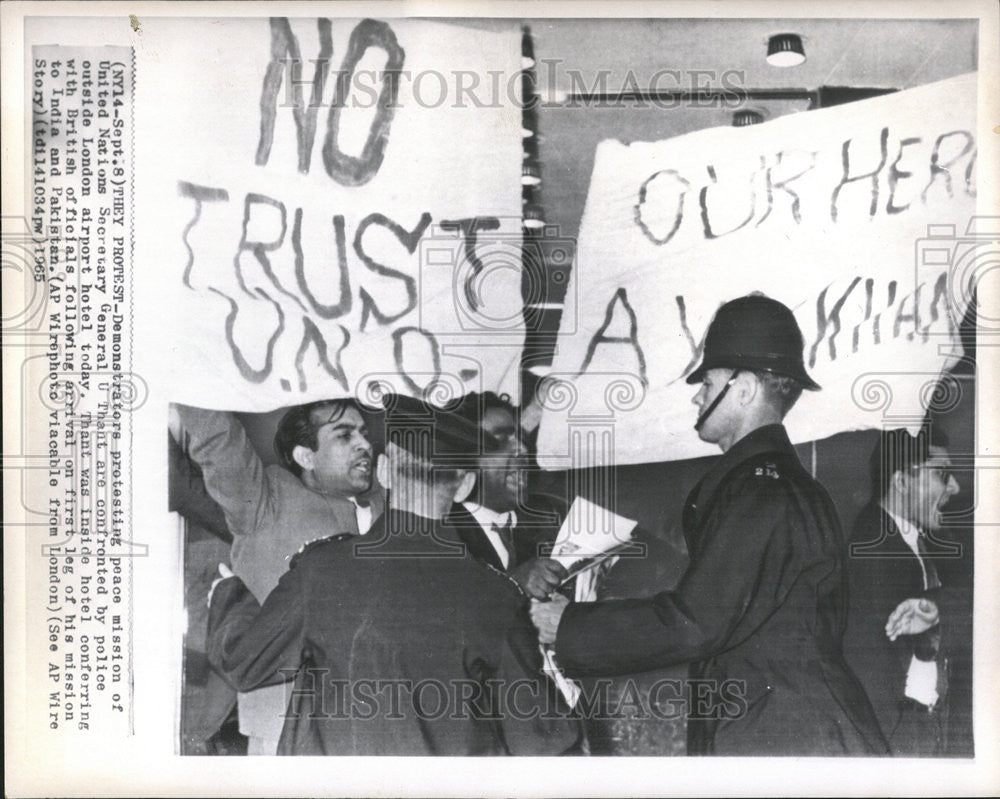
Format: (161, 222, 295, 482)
(138, 17, 525, 410)
(537, 73, 978, 468)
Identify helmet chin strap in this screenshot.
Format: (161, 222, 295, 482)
(694, 369, 741, 431)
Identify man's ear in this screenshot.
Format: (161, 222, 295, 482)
(452, 470, 477, 504)
(292, 444, 315, 474)
(891, 469, 910, 496)
(376, 453, 390, 490)
(737, 371, 759, 406)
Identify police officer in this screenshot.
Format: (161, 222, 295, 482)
(207, 394, 580, 755)
(531, 294, 888, 756)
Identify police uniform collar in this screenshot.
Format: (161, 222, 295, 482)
(724, 423, 796, 465)
(685, 424, 796, 530)
(386, 508, 464, 544)
(288, 531, 355, 569)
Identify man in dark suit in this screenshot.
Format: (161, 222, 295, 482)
(206, 394, 579, 755)
(844, 428, 961, 755)
(173, 401, 385, 754)
(530, 295, 888, 756)
(446, 392, 568, 599)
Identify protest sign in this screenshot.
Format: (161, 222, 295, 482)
(138, 17, 525, 410)
(537, 73, 978, 468)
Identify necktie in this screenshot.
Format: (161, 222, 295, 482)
(493, 517, 515, 567)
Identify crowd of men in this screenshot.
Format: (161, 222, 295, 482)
(170, 294, 969, 757)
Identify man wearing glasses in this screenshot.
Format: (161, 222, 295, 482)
(844, 427, 961, 756)
(172, 400, 384, 754)
(530, 295, 887, 755)
(446, 392, 568, 599)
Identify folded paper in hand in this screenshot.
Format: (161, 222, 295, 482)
(539, 498, 638, 708)
(550, 497, 639, 584)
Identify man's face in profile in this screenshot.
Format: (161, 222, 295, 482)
(307, 406, 373, 497)
(904, 445, 960, 531)
(477, 407, 525, 513)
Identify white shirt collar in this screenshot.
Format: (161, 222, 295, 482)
(884, 507, 921, 556)
(348, 495, 373, 535)
(462, 502, 517, 531)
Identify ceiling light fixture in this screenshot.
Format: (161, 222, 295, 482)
(767, 33, 806, 67)
(523, 205, 545, 229)
(732, 109, 765, 127)
(521, 162, 541, 186)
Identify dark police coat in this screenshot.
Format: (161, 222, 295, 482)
(178, 405, 385, 746)
(555, 424, 888, 755)
(207, 510, 579, 755)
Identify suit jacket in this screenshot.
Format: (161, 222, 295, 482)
(843, 504, 953, 754)
(445, 503, 511, 572)
(177, 405, 385, 743)
(207, 510, 580, 755)
(445, 495, 567, 573)
(555, 424, 888, 756)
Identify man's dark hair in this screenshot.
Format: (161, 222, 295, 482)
(274, 399, 362, 478)
(450, 391, 518, 449)
(447, 392, 518, 507)
(869, 426, 951, 501)
(751, 370, 804, 417)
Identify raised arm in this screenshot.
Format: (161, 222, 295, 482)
(173, 404, 273, 537)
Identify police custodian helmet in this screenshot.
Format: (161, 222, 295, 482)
(685, 294, 821, 390)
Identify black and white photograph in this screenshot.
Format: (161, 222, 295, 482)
(3, 2, 999, 796)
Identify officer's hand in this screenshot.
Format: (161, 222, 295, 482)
(885, 597, 939, 641)
(529, 594, 570, 645)
(207, 562, 235, 608)
(510, 558, 568, 600)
